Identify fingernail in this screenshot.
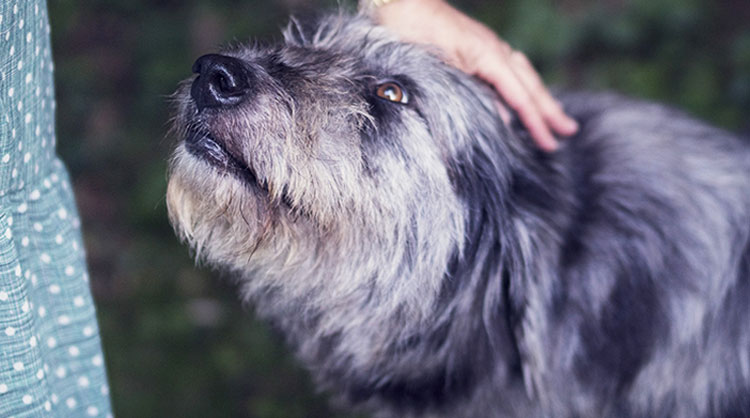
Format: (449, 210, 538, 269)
(542, 138, 559, 152)
(565, 117, 579, 133)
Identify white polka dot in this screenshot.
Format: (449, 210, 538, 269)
(14, 265, 20, 277)
(57, 315, 70, 325)
(44, 401, 52, 412)
(66, 397, 77, 409)
(21, 236, 29, 246)
(92, 354, 103, 367)
(55, 234, 63, 244)
(7, 216, 12, 226)
(77, 376, 90, 388)
(12, 168, 18, 178)
(100, 385, 109, 396)
(25, 73, 32, 84)
(73, 296, 85, 307)
(18, 18, 24, 29)
(23, 151, 31, 161)
(29, 336, 37, 347)
(26, 32, 32, 43)
(29, 189, 40, 200)
(49, 284, 61, 294)
(13, 4, 17, 13)
(47, 337, 56, 348)
(40, 253, 51, 263)
(4, 228, 11, 239)
(13, 361, 24, 371)
(0, 291, 7, 301)
(87, 406, 99, 416)
(22, 394, 32, 405)
(5, 327, 16, 336)
(51, 173, 59, 182)
(36, 369, 44, 379)
(65, 265, 75, 276)
(17, 202, 27, 213)
(55, 366, 66, 378)
(68, 346, 80, 357)
(17, 60, 23, 70)
(83, 326, 94, 337)
(38, 306, 47, 318)
(21, 300, 29, 313)
(0, 383, 6, 394)
(33, 222, 43, 232)
(7, 87, 13, 98)
(58, 208, 68, 219)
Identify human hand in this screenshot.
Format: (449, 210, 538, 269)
(369, 0, 579, 151)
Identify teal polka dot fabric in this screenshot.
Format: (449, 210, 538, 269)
(0, 1, 112, 417)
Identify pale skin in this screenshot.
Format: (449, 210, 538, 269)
(370, 0, 579, 151)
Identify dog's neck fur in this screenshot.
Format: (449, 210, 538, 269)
(292, 109, 572, 413)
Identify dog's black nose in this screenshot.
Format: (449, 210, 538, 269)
(191, 54, 252, 110)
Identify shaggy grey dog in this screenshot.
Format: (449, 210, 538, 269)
(166, 13, 750, 418)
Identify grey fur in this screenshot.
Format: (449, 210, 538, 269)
(167, 13, 750, 418)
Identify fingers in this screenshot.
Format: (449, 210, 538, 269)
(476, 50, 560, 151)
(509, 51, 578, 137)
(472, 39, 579, 151)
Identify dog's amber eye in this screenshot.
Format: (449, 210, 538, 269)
(376, 82, 408, 104)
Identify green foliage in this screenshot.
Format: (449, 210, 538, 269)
(48, 0, 749, 416)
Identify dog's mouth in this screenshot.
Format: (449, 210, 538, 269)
(184, 128, 261, 187)
(183, 127, 295, 209)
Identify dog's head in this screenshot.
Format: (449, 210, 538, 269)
(167, 13, 516, 331)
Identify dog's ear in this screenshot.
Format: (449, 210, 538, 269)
(430, 67, 575, 402)
(417, 67, 517, 203)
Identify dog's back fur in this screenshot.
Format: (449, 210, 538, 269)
(167, 14, 750, 418)
(471, 91, 750, 417)
(354, 89, 750, 418)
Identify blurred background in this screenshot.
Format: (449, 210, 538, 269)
(48, 0, 749, 417)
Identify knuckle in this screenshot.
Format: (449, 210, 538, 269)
(495, 41, 512, 55)
(510, 50, 529, 65)
(506, 93, 532, 110)
(541, 98, 564, 116)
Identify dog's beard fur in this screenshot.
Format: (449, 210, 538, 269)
(167, 12, 750, 418)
